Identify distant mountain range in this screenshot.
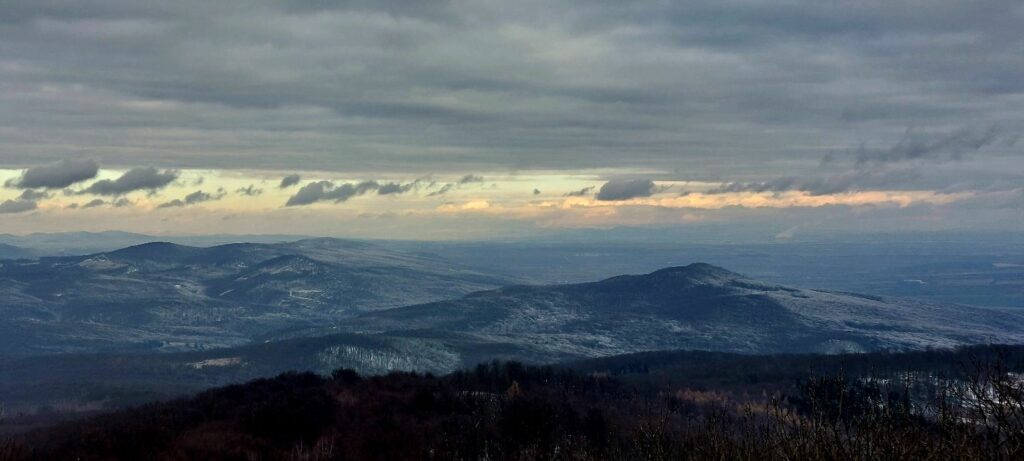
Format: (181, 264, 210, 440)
(3, 237, 1021, 360)
(0, 238, 514, 356)
(4, 232, 1023, 308)
(0, 231, 312, 257)
(2, 257, 1023, 412)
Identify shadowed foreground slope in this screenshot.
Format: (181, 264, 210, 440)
(4, 346, 1024, 460)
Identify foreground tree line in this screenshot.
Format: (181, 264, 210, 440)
(2, 346, 1024, 460)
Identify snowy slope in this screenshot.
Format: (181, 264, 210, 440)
(349, 263, 1024, 356)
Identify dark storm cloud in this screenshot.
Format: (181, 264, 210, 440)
(158, 189, 226, 208)
(284, 180, 379, 206)
(596, 179, 657, 201)
(0, 199, 37, 214)
(564, 186, 595, 197)
(82, 167, 178, 196)
(5, 159, 99, 189)
(279, 174, 301, 189)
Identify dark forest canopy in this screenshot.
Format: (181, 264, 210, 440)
(4, 345, 1024, 460)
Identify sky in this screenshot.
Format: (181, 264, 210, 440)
(0, 0, 1021, 240)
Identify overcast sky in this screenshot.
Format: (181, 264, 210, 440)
(0, 1, 1021, 240)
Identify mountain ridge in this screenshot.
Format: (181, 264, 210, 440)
(0, 238, 516, 356)
(1, 261, 1022, 413)
(346, 263, 1024, 356)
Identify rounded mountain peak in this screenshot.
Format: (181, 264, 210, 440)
(106, 242, 200, 261)
(649, 263, 740, 280)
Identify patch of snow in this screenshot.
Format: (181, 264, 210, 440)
(189, 357, 242, 369)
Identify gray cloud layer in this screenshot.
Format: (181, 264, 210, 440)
(83, 167, 179, 195)
(0, 1, 1020, 236)
(853, 127, 1008, 166)
(6, 159, 99, 189)
(708, 127, 1017, 195)
(2, 0, 1019, 181)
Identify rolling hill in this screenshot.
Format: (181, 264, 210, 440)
(347, 263, 1024, 356)
(3, 263, 1022, 413)
(0, 238, 514, 356)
